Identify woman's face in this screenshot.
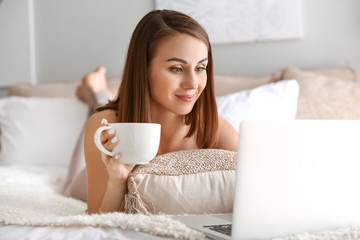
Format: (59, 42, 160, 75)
(149, 33, 208, 117)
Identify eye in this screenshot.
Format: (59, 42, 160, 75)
(196, 66, 207, 72)
(170, 67, 183, 73)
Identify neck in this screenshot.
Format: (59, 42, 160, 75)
(155, 114, 187, 138)
(152, 113, 192, 155)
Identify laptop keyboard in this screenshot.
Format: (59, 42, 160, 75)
(203, 224, 232, 236)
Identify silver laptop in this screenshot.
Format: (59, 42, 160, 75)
(173, 120, 360, 240)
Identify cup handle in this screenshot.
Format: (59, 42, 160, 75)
(94, 126, 116, 157)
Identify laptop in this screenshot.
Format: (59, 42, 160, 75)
(173, 120, 360, 240)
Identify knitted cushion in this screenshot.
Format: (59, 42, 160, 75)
(123, 149, 237, 215)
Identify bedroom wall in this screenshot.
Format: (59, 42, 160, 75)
(0, 0, 359, 97)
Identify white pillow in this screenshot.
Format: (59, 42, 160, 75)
(216, 79, 300, 131)
(0, 97, 89, 168)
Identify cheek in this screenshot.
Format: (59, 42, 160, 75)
(154, 66, 180, 83)
(198, 75, 207, 93)
(149, 69, 163, 91)
(150, 70, 174, 97)
(149, 72, 159, 98)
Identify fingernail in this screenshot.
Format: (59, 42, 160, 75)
(101, 118, 107, 125)
(115, 154, 119, 160)
(111, 137, 118, 143)
(108, 129, 114, 134)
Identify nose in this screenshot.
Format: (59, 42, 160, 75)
(181, 71, 198, 89)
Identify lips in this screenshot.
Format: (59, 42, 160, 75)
(175, 94, 195, 102)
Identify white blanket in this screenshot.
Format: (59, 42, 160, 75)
(0, 167, 205, 240)
(1, 166, 360, 240)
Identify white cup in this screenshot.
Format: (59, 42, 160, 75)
(94, 123, 161, 164)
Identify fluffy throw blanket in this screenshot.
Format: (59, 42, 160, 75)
(0, 167, 205, 240)
(1, 166, 360, 240)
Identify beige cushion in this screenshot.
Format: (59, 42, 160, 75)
(281, 67, 360, 119)
(123, 149, 237, 215)
(214, 71, 284, 96)
(214, 66, 355, 96)
(8, 80, 80, 98)
(8, 77, 120, 98)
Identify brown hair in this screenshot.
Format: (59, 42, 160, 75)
(98, 10, 218, 148)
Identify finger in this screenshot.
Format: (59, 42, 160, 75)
(100, 128, 116, 144)
(109, 153, 121, 164)
(101, 118, 109, 126)
(103, 135, 118, 151)
(103, 153, 121, 167)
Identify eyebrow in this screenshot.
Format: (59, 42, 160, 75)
(166, 57, 208, 64)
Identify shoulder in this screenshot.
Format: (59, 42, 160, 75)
(86, 109, 117, 132)
(214, 116, 239, 152)
(87, 109, 117, 126)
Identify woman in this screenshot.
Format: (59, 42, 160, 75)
(83, 10, 238, 214)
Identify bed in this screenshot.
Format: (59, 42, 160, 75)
(1, 66, 360, 240)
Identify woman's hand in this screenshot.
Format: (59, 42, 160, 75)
(99, 118, 135, 182)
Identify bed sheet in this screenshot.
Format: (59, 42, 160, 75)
(0, 224, 174, 240)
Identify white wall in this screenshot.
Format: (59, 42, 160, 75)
(212, 0, 360, 76)
(1, 0, 359, 98)
(0, 0, 35, 95)
(34, 0, 153, 83)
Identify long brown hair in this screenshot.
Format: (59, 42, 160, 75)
(98, 10, 218, 148)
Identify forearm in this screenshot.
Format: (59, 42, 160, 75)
(99, 178, 127, 213)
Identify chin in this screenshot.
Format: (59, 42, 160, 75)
(171, 105, 194, 116)
(180, 107, 195, 116)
